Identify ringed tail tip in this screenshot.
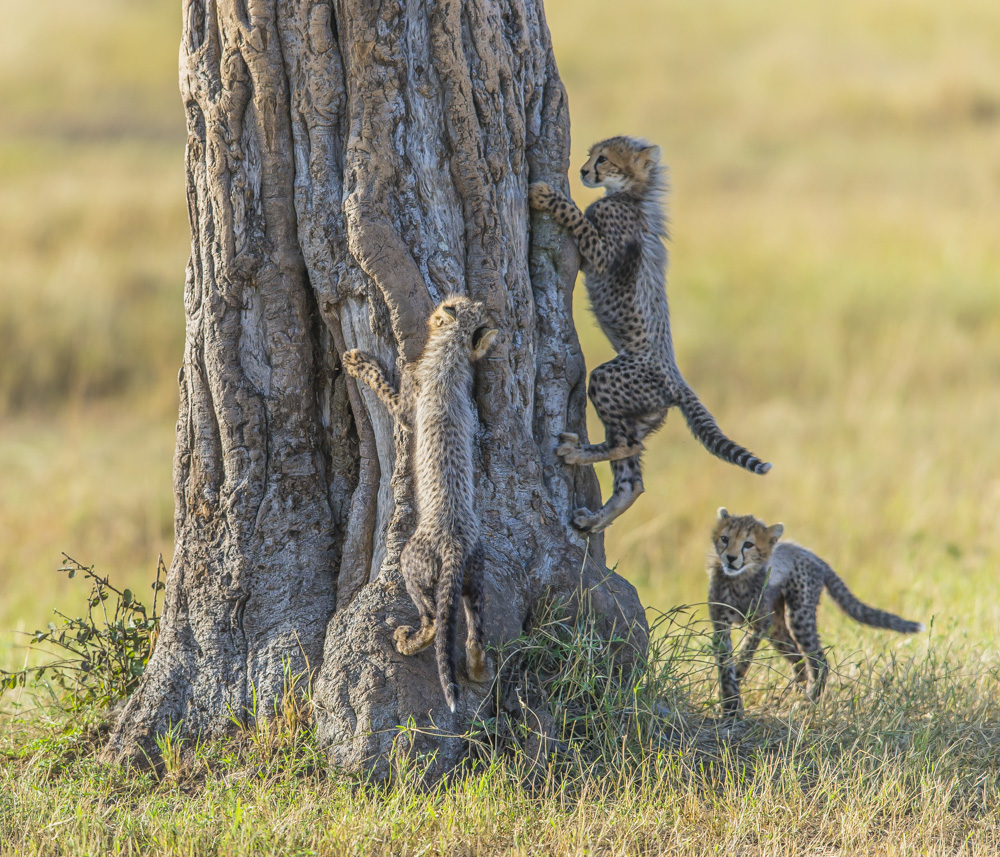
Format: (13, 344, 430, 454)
(756, 461, 772, 475)
(914, 622, 927, 633)
(445, 684, 459, 713)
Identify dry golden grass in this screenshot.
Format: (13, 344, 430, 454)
(2, 595, 998, 856)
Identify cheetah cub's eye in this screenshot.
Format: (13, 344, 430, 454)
(719, 535, 729, 545)
(596, 155, 607, 165)
(742, 541, 753, 550)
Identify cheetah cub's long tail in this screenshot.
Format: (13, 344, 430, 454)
(676, 384, 771, 475)
(822, 563, 925, 634)
(435, 544, 465, 713)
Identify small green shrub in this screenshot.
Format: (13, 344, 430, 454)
(0, 553, 163, 710)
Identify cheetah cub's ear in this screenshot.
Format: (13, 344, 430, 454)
(765, 523, 784, 545)
(636, 144, 661, 169)
(471, 326, 499, 360)
(717, 507, 730, 520)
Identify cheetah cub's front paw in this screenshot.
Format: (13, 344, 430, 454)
(340, 349, 365, 379)
(528, 181, 556, 211)
(555, 432, 583, 465)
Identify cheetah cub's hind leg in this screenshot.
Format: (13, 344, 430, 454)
(569, 454, 645, 534)
(768, 600, 808, 687)
(394, 536, 438, 656)
(785, 605, 829, 702)
(555, 432, 642, 465)
(462, 541, 489, 682)
(555, 357, 651, 467)
(559, 356, 668, 533)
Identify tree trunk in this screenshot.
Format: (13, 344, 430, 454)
(104, 0, 648, 779)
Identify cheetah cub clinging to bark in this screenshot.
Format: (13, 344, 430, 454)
(341, 297, 498, 713)
(708, 508, 925, 717)
(529, 136, 770, 534)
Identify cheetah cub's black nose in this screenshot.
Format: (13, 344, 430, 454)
(725, 554, 738, 565)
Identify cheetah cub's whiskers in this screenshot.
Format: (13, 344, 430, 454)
(707, 508, 925, 717)
(529, 136, 771, 534)
(341, 297, 498, 713)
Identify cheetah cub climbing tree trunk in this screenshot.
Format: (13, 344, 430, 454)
(529, 136, 771, 534)
(343, 297, 498, 712)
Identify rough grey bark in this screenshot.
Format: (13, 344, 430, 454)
(105, 0, 648, 778)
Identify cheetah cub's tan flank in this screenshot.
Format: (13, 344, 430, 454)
(708, 508, 925, 717)
(341, 297, 498, 713)
(529, 137, 770, 534)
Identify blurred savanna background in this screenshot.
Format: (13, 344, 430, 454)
(1, 0, 998, 678)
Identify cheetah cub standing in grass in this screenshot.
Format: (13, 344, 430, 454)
(341, 297, 498, 712)
(708, 508, 925, 717)
(529, 136, 770, 534)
